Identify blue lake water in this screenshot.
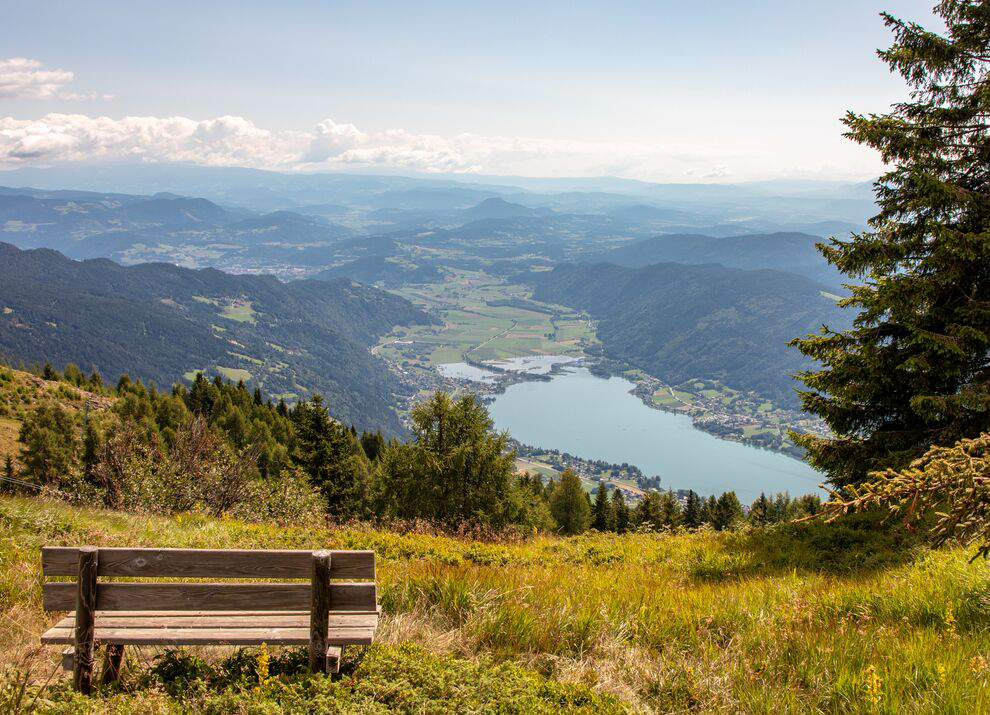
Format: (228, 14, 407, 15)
(488, 366, 824, 503)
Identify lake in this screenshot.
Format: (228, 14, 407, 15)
(486, 365, 824, 503)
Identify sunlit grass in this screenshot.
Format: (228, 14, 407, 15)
(2, 495, 988, 713)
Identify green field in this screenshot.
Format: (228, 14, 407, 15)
(220, 300, 256, 324)
(376, 270, 598, 369)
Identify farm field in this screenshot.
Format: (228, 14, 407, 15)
(375, 270, 597, 370)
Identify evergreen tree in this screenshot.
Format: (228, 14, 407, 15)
(712, 491, 744, 531)
(592, 482, 614, 531)
(374, 392, 516, 527)
(749, 493, 772, 526)
(550, 469, 591, 535)
(188, 373, 215, 417)
(18, 404, 79, 486)
(292, 395, 366, 518)
(658, 490, 682, 528)
(253, 387, 263, 406)
(88, 370, 103, 390)
(81, 419, 103, 485)
(683, 490, 703, 528)
(360, 431, 386, 462)
(792, 1, 990, 487)
(2, 454, 13, 493)
(612, 488, 630, 533)
(42, 363, 57, 381)
(702, 495, 718, 526)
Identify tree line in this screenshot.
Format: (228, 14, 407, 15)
(6, 362, 820, 534)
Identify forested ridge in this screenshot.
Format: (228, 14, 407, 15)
(0, 242, 433, 434)
(530, 260, 851, 407)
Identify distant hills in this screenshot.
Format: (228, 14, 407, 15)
(0, 243, 433, 434)
(0, 188, 354, 271)
(529, 261, 851, 406)
(314, 256, 443, 287)
(598, 232, 846, 287)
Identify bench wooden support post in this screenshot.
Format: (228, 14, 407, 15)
(73, 547, 98, 694)
(309, 550, 331, 674)
(101, 644, 125, 686)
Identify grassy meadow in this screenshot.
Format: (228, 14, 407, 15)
(2, 495, 989, 714)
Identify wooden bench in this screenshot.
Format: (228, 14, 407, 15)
(40, 546, 379, 693)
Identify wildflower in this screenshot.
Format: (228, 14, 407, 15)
(864, 664, 882, 714)
(944, 601, 957, 636)
(253, 642, 271, 693)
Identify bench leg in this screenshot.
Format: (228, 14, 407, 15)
(61, 647, 75, 673)
(101, 645, 125, 686)
(326, 645, 343, 674)
(309, 551, 332, 674)
(73, 547, 99, 694)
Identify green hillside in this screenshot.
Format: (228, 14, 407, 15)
(2, 496, 988, 714)
(0, 243, 435, 434)
(530, 262, 852, 408)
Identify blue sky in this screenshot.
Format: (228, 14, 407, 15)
(0, 1, 938, 181)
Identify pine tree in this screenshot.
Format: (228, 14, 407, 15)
(658, 490, 682, 528)
(550, 469, 591, 535)
(612, 488, 630, 533)
(374, 392, 516, 527)
(81, 419, 103, 485)
(42, 363, 57, 381)
(253, 387, 263, 406)
(292, 395, 366, 518)
(749, 493, 772, 526)
(683, 490, 703, 528)
(702, 495, 718, 526)
(18, 404, 79, 487)
(2, 454, 14, 493)
(792, 1, 990, 487)
(360, 431, 386, 462)
(713, 491, 744, 531)
(592, 482, 614, 531)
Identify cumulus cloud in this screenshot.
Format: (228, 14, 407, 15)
(0, 58, 111, 101)
(0, 111, 749, 179)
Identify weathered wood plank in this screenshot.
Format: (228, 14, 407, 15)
(41, 627, 375, 646)
(43, 547, 374, 580)
(61, 647, 74, 673)
(50, 613, 379, 630)
(73, 547, 98, 694)
(44, 582, 376, 612)
(309, 551, 332, 673)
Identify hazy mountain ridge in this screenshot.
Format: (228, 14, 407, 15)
(0, 242, 434, 434)
(599, 231, 846, 287)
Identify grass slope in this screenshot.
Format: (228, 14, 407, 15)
(2, 497, 989, 713)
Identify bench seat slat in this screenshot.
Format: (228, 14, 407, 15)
(42, 547, 375, 580)
(41, 626, 375, 646)
(50, 613, 380, 630)
(44, 582, 377, 612)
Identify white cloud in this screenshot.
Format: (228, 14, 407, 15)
(0, 112, 883, 181)
(0, 58, 111, 101)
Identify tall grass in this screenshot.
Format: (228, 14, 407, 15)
(2, 495, 988, 713)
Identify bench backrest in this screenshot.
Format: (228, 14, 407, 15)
(41, 547, 377, 613)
